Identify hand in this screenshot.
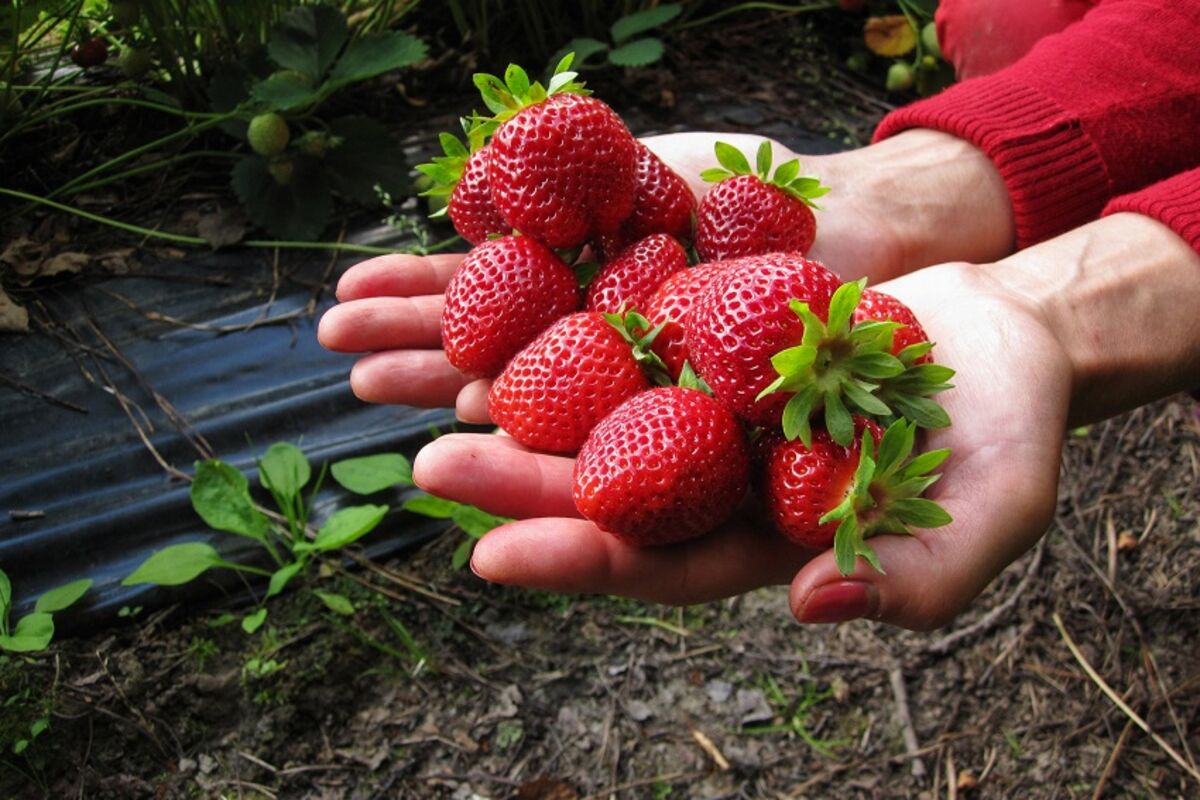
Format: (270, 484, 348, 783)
(413, 262, 1070, 630)
(318, 129, 1015, 422)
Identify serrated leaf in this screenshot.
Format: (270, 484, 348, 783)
(122, 543, 222, 586)
(714, 141, 751, 175)
(452, 505, 510, 539)
(259, 443, 311, 502)
(699, 167, 732, 183)
(891, 498, 952, 527)
(314, 590, 355, 616)
(34, 579, 91, 614)
(331, 453, 413, 494)
(402, 493, 458, 518)
(251, 70, 318, 111)
(0, 613, 53, 653)
(755, 140, 772, 177)
(191, 460, 269, 542)
(607, 38, 664, 67)
(266, 562, 303, 598)
(242, 608, 267, 633)
(327, 30, 427, 89)
(611, 3, 682, 43)
(325, 116, 409, 204)
(268, 5, 349, 80)
(232, 154, 332, 241)
(311, 505, 388, 552)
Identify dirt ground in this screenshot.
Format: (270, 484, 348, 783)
(3, 16, 1200, 800)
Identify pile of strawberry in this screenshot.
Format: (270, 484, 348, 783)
(418, 55, 954, 576)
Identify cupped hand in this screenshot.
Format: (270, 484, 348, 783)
(412, 262, 1072, 631)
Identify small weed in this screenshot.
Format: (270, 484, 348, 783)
(742, 671, 849, 756)
(187, 637, 219, 672)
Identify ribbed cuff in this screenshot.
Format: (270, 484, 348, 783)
(1102, 169, 1200, 258)
(874, 74, 1112, 248)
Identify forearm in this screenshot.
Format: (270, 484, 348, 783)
(990, 212, 1200, 425)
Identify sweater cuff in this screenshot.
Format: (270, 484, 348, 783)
(1101, 169, 1200, 258)
(874, 74, 1111, 248)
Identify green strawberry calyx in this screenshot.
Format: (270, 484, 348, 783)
(822, 419, 953, 576)
(415, 116, 495, 218)
(603, 310, 671, 387)
(473, 52, 589, 124)
(677, 361, 714, 395)
(756, 278, 954, 448)
(699, 140, 830, 209)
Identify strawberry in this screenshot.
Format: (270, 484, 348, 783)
(574, 386, 751, 545)
(642, 260, 733, 381)
(853, 288, 932, 364)
(478, 56, 638, 249)
(596, 143, 697, 259)
(70, 37, 109, 68)
(442, 235, 580, 378)
(248, 113, 290, 157)
(685, 253, 840, 427)
(585, 234, 688, 315)
(488, 311, 664, 454)
(758, 419, 952, 575)
(417, 129, 511, 245)
(755, 280, 954, 446)
(695, 141, 829, 261)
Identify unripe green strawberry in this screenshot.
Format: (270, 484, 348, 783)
(886, 62, 914, 91)
(248, 113, 290, 157)
(268, 156, 294, 186)
(921, 23, 941, 60)
(120, 47, 153, 79)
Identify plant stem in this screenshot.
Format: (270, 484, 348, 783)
(674, 1, 837, 31)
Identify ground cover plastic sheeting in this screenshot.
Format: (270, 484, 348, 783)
(0, 226, 460, 631)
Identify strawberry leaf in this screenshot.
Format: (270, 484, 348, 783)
(714, 141, 751, 175)
(891, 497, 953, 527)
(774, 158, 801, 185)
(505, 63, 530, 98)
(755, 140, 772, 178)
(700, 167, 733, 183)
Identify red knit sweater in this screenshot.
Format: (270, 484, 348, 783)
(874, 0, 1200, 255)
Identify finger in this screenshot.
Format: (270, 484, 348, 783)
(788, 442, 1060, 631)
(335, 253, 465, 301)
(318, 295, 444, 352)
(349, 350, 470, 407)
(455, 379, 492, 424)
(471, 516, 811, 606)
(412, 433, 579, 519)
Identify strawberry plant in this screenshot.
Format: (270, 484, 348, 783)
(552, 3, 682, 69)
(123, 443, 506, 633)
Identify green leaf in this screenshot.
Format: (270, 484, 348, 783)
(314, 590, 355, 616)
(402, 493, 459, 518)
(770, 344, 817, 376)
(904, 447, 951, 476)
(327, 31, 428, 89)
(122, 543, 222, 586)
(251, 70, 318, 111)
(34, 579, 92, 614)
(504, 63, 530, 97)
(891, 498, 953, 528)
(847, 351, 905, 379)
(331, 453, 413, 494)
(0, 569, 10, 619)
(268, 5, 349, 81)
(699, 167, 732, 183)
(889, 394, 951, 429)
(755, 140, 772, 178)
(827, 279, 864, 337)
(875, 420, 911, 473)
(833, 517, 858, 577)
(607, 38, 664, 67)
(843, 381, 890, 417)
(714, 141, 751, 175)
(451, 537, 475, 571)
(30, 717, 49, 738)
(0, 613, 53, 653)
(781, 385, 818, 446)
(824, 391, 854, 447)
(191, 459, 270, 542)
(774, 158, 801, 185)
(312, 505, 388, 552)
(451, 505, 510, 539)
(242, 608, 267, 634)
(551, 39, 608, 70)
(259, 443, 311, 502)
(611, 3, 682, 43)
(266, 562, 303, 598)
(232, 154, 332, 241)
(473, 73, 511, 114)
(325, 116, 410, 204)
(573, 259, 602, 289)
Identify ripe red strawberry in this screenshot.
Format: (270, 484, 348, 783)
(71, 37, 109, 68)
(442, 236, 580, 378)
(695, 141, 828, 261)
(758, 419, 952, 575)
(642, 261, 733, 381)
(585, 234, 688, 315)
(480, 57, 638, 249)
(685, 253, 840, 427)
(488, 311, 663, 454)
(853, 288, 933, 364)
(574, 386, 751, 545)
(417, 130, 510, 245)
(595, 143, 697, 259)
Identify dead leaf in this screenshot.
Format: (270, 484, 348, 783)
(1, 236, 49, 276)
(957, 770, 979, 790)
(0, 286, 29, 333)
(865, 15, 918, 57)
(196, 207, 247, 249)
(97, 247, 137, 274)
(40, 251, 90, 277)
(1117, 531, 1139, 551)
(515, 777, 578, 800)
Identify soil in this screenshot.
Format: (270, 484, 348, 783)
(3, 15, 1200, 800)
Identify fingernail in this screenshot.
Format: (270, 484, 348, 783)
(796, 581, 877, 624)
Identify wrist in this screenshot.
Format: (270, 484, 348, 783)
(990, 213, 1200, 424)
